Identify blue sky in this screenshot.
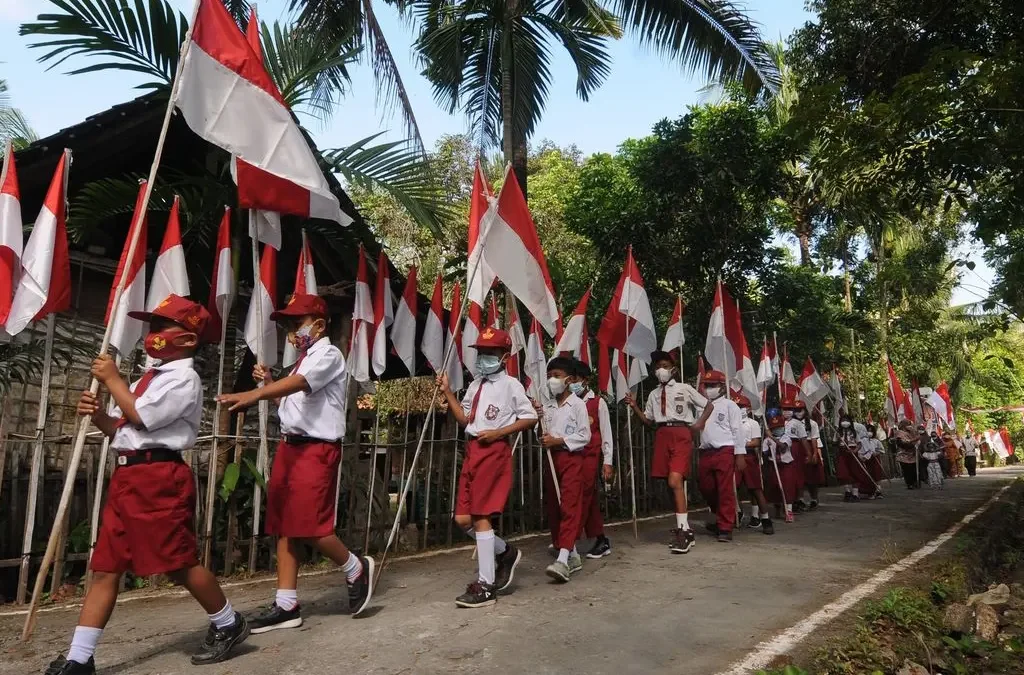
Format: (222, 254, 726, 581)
(0, 0, 992, 304)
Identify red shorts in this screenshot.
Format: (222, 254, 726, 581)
(804, 452, 827, 487)
(91, 460, 199, 576)
(764, 460, 798, 505)
(265, 440, 341, 538)
(868, 456, 884, 481)
(544, 450, 584, 550)
(651, 425, 693, 478)
(736, 450, 764, 491)
(456, 438, 512, 516)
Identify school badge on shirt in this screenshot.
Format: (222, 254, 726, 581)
(676, 404, 685, 414)
(485, 404, 500, 421)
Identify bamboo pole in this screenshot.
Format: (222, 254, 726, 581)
(224, 412, 246, 576)
(422, 414, 436, 549)
(0, 398, 10, 503)
(248, 210, 270, 573)
(363, 406, 382, 552)
(203, 268, 231, 567)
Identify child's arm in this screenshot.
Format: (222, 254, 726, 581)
(91, 355, 142, 427)
(77, 390, 118, 440)
(439, 373, 470, 427)
(218, 374, 309, 411)
(624, 391, 652, 426)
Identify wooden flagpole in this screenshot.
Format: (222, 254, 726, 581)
(203, 282, 231, 568)
(624, 251, 637, 539)
(363, 406, 382, 551)
(248, 211, 271, 572)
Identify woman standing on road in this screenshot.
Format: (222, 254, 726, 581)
(893, 421, 921, 489)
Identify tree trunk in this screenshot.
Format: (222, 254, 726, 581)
(500, 0, 527, 198)
(875, 231, 888, 352)
(792, 203, 812, 266)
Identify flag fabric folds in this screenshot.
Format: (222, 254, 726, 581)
(206, 207, 234, 342)
(597, 247, 656, 362)
(466, 162, 495, 309)
(392, 266, 417, 377)
(146, 195, 190, 311)
(371, 251, 394, 377)
(445, 282, 465, 393)
(661, 295, 685, 353)
(347, 246, 373, 382)
(554, 287, 591, 358)
(281, 232, 318, 367)
(105, 181, 149, 356)
(244, 244, 278, 366)
(0, 141, 23, 328)
(798, 357, 830, 409)
(422, 274, 445, 375)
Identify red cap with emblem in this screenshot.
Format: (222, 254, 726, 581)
(732, 393, 751, 407)
(128, 294, 210, 337)
(768, 413, 786, 429)
(270, 292, 328, 322)
(703, 369, 726, 383)
(473, 327, 512, 349)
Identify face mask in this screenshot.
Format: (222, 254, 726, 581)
(771, 428, 785, 439)
(795, 410, 806, 419)
(569, 382, 585, 396)
(783, 410, 794, 420)
(705, 386, 722, 399)
(477, 354, 502, 375)
(655, 368, 673, 384)
(548, 377, 566, 396)
(144, 328, 195, 361)
(289, 323, 319, 353)
(841, 421, 851, 428)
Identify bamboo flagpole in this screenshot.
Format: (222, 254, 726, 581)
(363, 406, 382, 551)
(203, 300, 230, 567)
(85, 355, 123, 591)
(248, 211, 271, 572)
(21, 0, 204, 635)
(624, 255, 638, 539)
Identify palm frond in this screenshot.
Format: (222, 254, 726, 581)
(20, 0, 187, 89)
(323, 134, 456, 238)
(0, 78, 38, 150)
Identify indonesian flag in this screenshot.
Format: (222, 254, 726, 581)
(445, 282, 464, 392)
(463, 300, 484, 378)
(524, 317, 547, 402)
(704, 281, 760, 414)
(391, 266, 417, 376)
(661, 295, 685, 354)
(927, 382, 955, 429)
(466, 161, 496, 308)
(579, 323, 592, 368)
(999, 427, 1015, 458)
(612, 350, 645, 402)
(145, 195, 189, 311)
(105, 181, 149, 356)
(555, 304, 565, 344)
(175, 0, 349, 226)
(244, 243, 277, 366)
(0, 140, 22, 327)
(986, 429, 1010, 458)
(474, 166, 559, 334)
(506, 301, 526, 379)
(206, 207, 234, 342)
(885, 358, 906, 423)
(371, 251, 394, 377)
(487, 294, 500, 328)
(780, 347, 798, 400)
(966, 418, 975, 436)
(347, 246, 373, 382)
(597, 343, 613, 397)
(281, 232, 318, 367)
(911, 379, 926, 423)
(5, 151, 72, 337)
(798, 357, 830, 409)
(697, 355, 707, 390)
(554, 286, 591, 357)
(756, 337, 775, 389)
(422, 273, 445, 374)
(597, 247, 657, 361)
(630, 356, 648, 389)
(829, 366, 846, 425)
(902, 390, 917, 424)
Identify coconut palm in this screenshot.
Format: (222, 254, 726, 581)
(0, 78, 38, 153)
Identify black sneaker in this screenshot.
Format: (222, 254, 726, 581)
(843, 492, 853, 502)
(669, 528, 695, 554)
(347, 554, 375, 616)
(44, 657, 95, 675)
(761, 518, 775, 535)
(747, 515, 763, 529)
(808, 500, 819, 511)
(586, 536, 612, 559)
(850, 494, 861, 502)
(794, 501, 807, 513)
(248, 603, 302, 634)
(704, 522, 720, 536)
(190, 611, 249, 666)
(494, 544, 522, 592)
(455, 581, 496, 608)
(717, 531, 733, 543)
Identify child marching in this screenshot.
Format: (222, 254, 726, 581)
(572, 360, 615, 559)
(696, 370, 745, 542)
(763, 412, 798, 523)
(733, 394, 773, 534)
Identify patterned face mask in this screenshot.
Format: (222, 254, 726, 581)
(144, 328, 195, 360)
(289, 320, 323, 352)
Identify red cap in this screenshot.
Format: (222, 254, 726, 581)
(473, 327, 512, 349)
(732, 393, 751, 407)
(781, 397, 799, 409)
(128, 294, 210, 337)
(768, 414, 785, 429)
(703, 369, 726, 383)
(270, 293, 328, 322)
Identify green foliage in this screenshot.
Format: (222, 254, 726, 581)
(755, 667, 808, 675)
(863, 588, 938, 632)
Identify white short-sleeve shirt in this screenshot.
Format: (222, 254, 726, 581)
(278, 337, 348, 440)
(700, 397, 744, 454)
(741, 417, 761, 448)
(542, 393, 591, 452)
(764, 433, 794, 464)
(111, 358, 202, 451)
(644, 382, 707, 424)
(786, 418, 807, 440)
(461, 371, 538, 437)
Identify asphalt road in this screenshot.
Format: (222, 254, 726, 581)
(3, 466, 1021, 675)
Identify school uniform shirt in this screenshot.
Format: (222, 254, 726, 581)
(542, 393, 591, 452)
(853, 421, 868, 440)
(278, 337, 348, 440)
(741, 416, 762, 448)
(110, 358, 202, 451)
(584, 390, 614, 465)
(857, 437, 876, 460)
(763, 434, 794, 463)
(963, 436, 978, 457)
(644, 381, 707, 424)
(808, 419, 821, 450)
(462, 370, 538, 437)
(700, 397, 744, 454)
(786, 418, 808, 441)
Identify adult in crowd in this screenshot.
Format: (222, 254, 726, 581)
(893, 421, 921, 489)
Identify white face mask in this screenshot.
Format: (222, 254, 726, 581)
(841, 421, 851, 428)
(740, 407, 750, 418)
(771, 428, 786, 439)
(782, 410, 794, 420)
(795, 410, 806, 419)
(548, 377, 566, 396)
(476, 354, 502, 375)
(569, 381, 585, 396)
(705, 386, 722, 399)
(655, 368, 673, 384)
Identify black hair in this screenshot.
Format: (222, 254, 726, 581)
(649, 350, 674, 365)
(572, 359, 592, 378)
(547, 356, 575, 376)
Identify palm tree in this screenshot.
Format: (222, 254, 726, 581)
(0, 78, 38, 153)
(414, 0, 780, 194)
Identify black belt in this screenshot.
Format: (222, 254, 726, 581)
(657, 422, 691, 428)
(115, 448, 183, 467)
(284, 434, 338, 445)
(701, 445, 734, 453)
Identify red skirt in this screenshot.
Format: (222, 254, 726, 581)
(91, 460, 199, 576)
(266, 440, 341, 538)
(836, 451, 858, 484)
(455, 438, 513, 516)
(804, 452, 827, 487)
(651, 425, 693, 478)
(736, 450, 764, 491)
(764, 460, 798, 505)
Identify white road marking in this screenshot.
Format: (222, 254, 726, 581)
(717, 482, 1015, 675)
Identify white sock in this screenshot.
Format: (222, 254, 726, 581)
(476, 530, 497, 585)
(557, 548, 570, 565)
(571, 545, 579, 557)
(675, 513, 689, 530)
(852, 487, 860, 497)
(209, 601, 236, 630)
(785, 504, 793, 515)
(751, 506, 760, 520)
(275, 589, 298, 611)
(342, 552, 363, 583)
(67, 626, 103, 664)
(493, 535, 507, 556)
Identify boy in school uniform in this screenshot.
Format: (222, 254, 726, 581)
(696, 370, 745, 542)
(763, 412, 797, 522)
(781, 398, 812, 512)
(625, 350, 709, 554)
(217, 293, 375, 632)
(439, 327, 538, 608)
(571, 360, 615, 559)
(47, 295, 248, 675)
(733, 394, 773, 535)
(539, 357, 592, 582)
(801, 409, 825, 509)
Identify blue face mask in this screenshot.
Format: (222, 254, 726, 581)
(569, 382, 584, 396)
(477, 354, 502, 375)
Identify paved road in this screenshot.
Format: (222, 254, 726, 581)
(3, 467, 1022, 675)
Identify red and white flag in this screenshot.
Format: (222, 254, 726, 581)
(697, 355, 707, 390)
(244, 243, 278, 366)
(146, 195, 189, 311)
(391, 266, 417, 376)
(780, 347, 798, 400)
(506, 301, 526, 379)
(422, 273, 445, 374)
(466, 162, 495, 308)
(487, 294, 500, 328)
(445, 282, 464, 392)
(798, 357, 829, 409)
(926, 381, 955, 429)
(999, 427, 1015, 458)
(0, 141, 23, 327)
(175, 0, 349, 226)
(704, 281, 760, 414)
(661, 295, 685, 354)
(105, 181, 149, 356)
(281, 232, 318, 367)
(524, 317, 547, 402)
(371, 251, 394, 377)
(597, 343, 613, 397)
(756, 336, 775, 390)
(206, 207, 234, 342)
(554, 286, 591, 357)
(463, 300, 484, 378)
(5, 150, 72, 336)
(885, 357, 906, 423)
(597, 247, 657, 361)
(579, 323, 592, 368)
(612, 350, 646, 403)
(347, 246, 373, 382)
(473, 166, 559, 334)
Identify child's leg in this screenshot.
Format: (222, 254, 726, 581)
(312, 535, 365, 583)
(168, 566, 235, 627)
(455, 513, 508, 555)
(473, 515, 497, 584)
(65, 571, 121, 664)
(667, 472, 689, 530)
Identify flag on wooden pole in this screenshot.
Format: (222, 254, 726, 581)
(798, 356, 829, 409)
(206, 207, 234, 342)
(422, 273, 444, 373)
(445, 282, 465, 392)
(348, 246, 373, 382)
(554, 286, 591, 357)
(524, 317, 547, 402)
(0, 141, 23, 328)
(371, 251, 394, 377)
(105, 181, 149, 357)
(597, 343, 613, 397)
(506, 299, 526, 379)
(392, 266, 417, 376)
(464, 300, 484, 378)
(597, 247, 656, 362)
(661, 295, 685, 353)
(146, 195, 190, 311)
(244, 244, 278, 366)
(282, 232, 318, 367)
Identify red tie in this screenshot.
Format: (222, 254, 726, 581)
(468, 380, 487, 424)
(290, 352, 306, 375)
(661, 385, 668, 416)
(114, 369, 158, 429)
